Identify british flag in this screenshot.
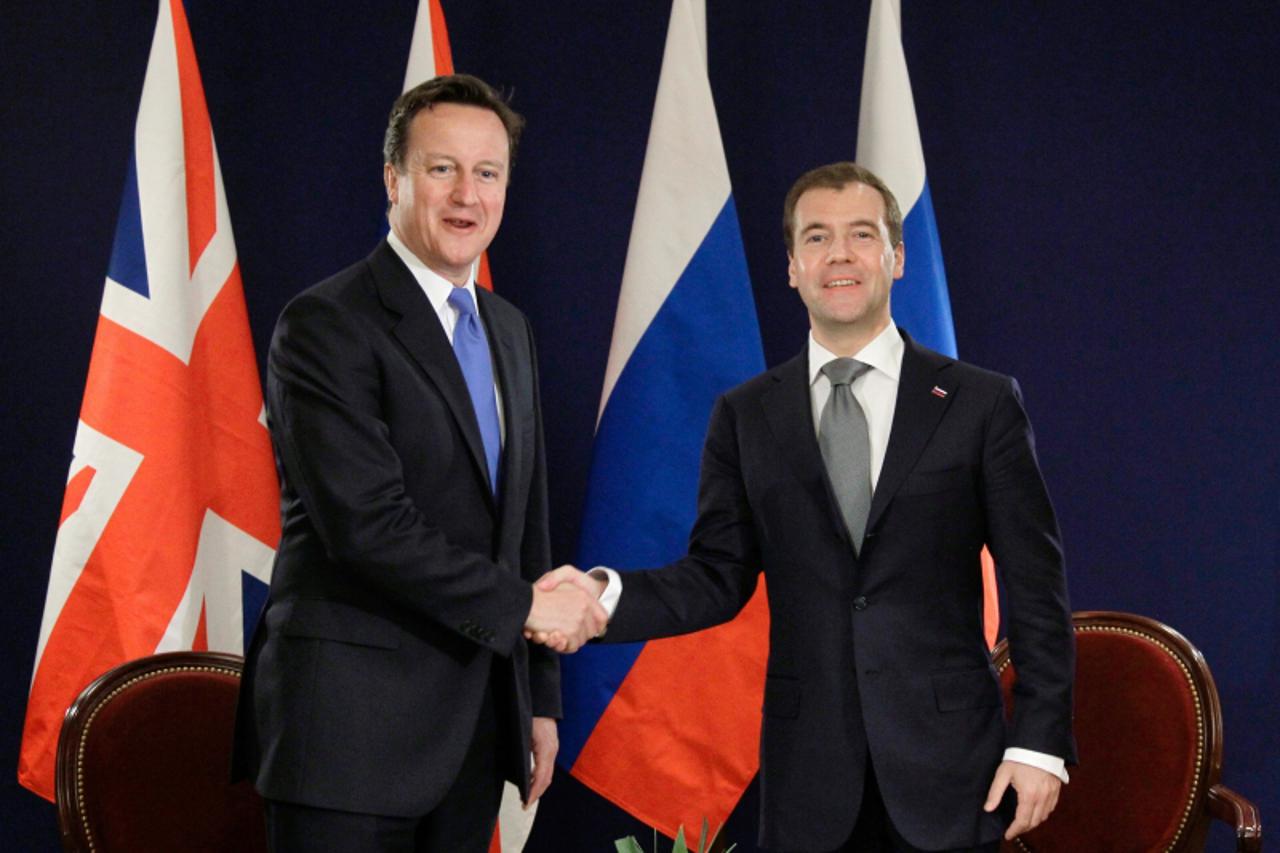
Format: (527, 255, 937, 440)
(18, 0, 280, 801)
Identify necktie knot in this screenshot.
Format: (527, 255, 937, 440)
(448, 286, 477, 318)
(822, 358, 870, 388)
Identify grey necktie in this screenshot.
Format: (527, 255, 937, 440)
(819, 358, 873, 551)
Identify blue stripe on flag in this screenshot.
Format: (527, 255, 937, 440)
(241, 571, 269, 643)
(107, 151, 150, 298)
(890, 180, 956, 358)
(559, 198, 763, 766)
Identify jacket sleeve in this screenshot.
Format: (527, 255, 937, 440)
(606, 394, 762, 643)
(514, 315, 560, 717)
(983, 376, 1076, 763)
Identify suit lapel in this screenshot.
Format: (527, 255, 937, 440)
(866, 330, 956, 534)
(368, 243, 496, 513)
(478, 287, 526, 532)
(761, 351, 853, 545)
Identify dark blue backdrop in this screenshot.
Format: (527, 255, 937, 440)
(2, 2, 1276, 850)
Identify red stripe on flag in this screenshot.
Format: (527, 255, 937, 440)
(429, 0, 454, 75)
(192, 599, 208, 651)
(981, 546, 1000, 649)
(169, 0, 216, 275)
(572, 582, 769, 838)
(488, 824, 501, 853)
(59, 466, 96, 527)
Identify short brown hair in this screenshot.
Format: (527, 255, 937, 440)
(782, 162, 904, 252)
(383, 73, 525, 173)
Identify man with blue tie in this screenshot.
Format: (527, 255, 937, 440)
(234, 74, 606, 853)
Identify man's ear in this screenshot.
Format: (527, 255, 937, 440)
(787, 253, 798, 290)
(383, 162, 398, 206)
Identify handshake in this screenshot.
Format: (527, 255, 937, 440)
(524, 565, 608, 653)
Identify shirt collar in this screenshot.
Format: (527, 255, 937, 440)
(386, 228, 478, 314)
(808, 320, 904, 386)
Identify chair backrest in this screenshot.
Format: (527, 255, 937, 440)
(992, 611, 1224, 852)
(55, 651, 268, 853)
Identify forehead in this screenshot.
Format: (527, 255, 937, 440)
(406, 102, 509, 163)
(793, 182, 887, 228)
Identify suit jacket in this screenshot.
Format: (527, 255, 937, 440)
(233, 241, 557, 817)
(606, 330, 1074, 852)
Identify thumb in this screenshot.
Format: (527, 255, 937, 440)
(536, 567, 573, 591)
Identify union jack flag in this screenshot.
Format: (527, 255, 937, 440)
(18, 0, 279, 801)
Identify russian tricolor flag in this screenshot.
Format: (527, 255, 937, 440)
(558, 0, 768, 838)
(858, 0, 998, 645)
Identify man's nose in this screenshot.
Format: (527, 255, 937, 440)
(827, 235, 854, 263)
(450, 173, 478, 204)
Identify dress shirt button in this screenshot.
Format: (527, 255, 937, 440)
(853, 596, 868, 611)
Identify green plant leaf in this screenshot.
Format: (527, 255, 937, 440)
(673, 825, 688, 853)
(696, 817, 709, 853)
(614, 836, 645, 853)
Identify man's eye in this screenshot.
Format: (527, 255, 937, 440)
(478, 169, 499, 181)
(805, 233, 826, 244)
(430, 164, 453, 175)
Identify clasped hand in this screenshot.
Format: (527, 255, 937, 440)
(524, 565, 607, 653)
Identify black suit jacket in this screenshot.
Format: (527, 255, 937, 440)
(606, 331, 1074, 852)
(234, 241, 557, 817)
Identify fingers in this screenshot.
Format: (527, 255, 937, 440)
(983, 762, 1011, 813)
(525, 582, 606, 652)
(526, 717, 558, 807)
(992, 761, 1063, 840)
(536, 564, 583, 591)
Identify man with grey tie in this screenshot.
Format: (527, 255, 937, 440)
(536, 162, 1075, 853)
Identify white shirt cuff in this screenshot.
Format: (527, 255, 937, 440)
(1003, 747, 1069, 783)
(589, 567, 622, 619)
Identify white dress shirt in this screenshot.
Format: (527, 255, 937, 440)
(808, 322, 903, 489)
(593, 320, 1066, 782)
(386, 229, 504, 442)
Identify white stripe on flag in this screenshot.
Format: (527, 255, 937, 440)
(856, 0, 926, 214)
(598, 0, 732, 422)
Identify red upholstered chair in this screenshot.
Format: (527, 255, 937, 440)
(55, 650, 268, 853)
(993, 611, 1261, 852)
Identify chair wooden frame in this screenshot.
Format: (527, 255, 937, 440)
(54, 650, 257, 853)
(991, 610, 1261, 852)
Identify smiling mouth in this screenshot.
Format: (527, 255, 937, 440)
(824, 278, 859, 288)
(443, 217, 477, 230)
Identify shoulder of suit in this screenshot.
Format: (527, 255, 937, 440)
(474, 285, 529, 327)
(904, 334, 1015, 392)
(718, 352, 804, 407)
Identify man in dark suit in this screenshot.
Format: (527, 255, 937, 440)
(235, 74, 606, 853)
(536, 163, 1074, 852)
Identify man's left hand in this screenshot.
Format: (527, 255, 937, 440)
(526, 716, 559, 808)
(983, 760, 1062, 839)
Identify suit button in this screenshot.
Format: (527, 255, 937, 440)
(853, 596, 868, 611)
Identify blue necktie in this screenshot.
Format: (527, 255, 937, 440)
(447, 287, 501, 494)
